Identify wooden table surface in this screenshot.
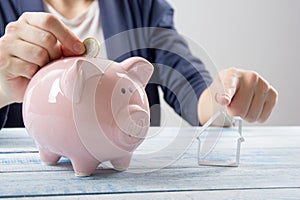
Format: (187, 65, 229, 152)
(0, 126, 299, 199)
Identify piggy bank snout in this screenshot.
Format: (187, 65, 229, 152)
(116, 105, 150, 139)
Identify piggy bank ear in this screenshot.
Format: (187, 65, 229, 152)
(61, 58, 104, 103)
(121, 57, 154, 86)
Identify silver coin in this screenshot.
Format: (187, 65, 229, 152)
(83, 37, 100, 58)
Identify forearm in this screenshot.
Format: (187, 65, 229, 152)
(197, 88, 213, 125)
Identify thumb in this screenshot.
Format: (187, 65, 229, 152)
(215, 74, 239, 106)
(215, 89, 235, 106)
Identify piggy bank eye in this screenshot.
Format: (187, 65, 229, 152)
(128, 87, 133, 93)
(121, 88, 126, 94)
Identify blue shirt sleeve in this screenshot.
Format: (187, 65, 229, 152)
(0, 0, 213, 127)
(101, 0, 213, 125)
(148, 0, 213, 125)
(0, 106, 9, 129)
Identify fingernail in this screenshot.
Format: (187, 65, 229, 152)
(73, 42, 85, 54)
(215, 93, 231, 106)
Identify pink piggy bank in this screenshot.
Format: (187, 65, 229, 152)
(23, 56, 153, 176)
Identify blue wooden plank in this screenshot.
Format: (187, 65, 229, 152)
(0, 166, 300, 198)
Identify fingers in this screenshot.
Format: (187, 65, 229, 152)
(0, 37, 40, 79)
(226, 71, 258, 118)
(0, 52, 35, 104)
(225, 70, 278, 123)
(243, 77, 269, 122)
(6, 57, 39, 79)
(5, 12, 85, 67)
(20, 12, 85, 55)
(7, 38, 49, 67)
(214, 68, 278, 123)
(0, 12, 65, 105)
(0, 12, 86, 106)
(6, 12, 85, 65)
(257, 86, 278, 123)
(7, 21, 62, 61)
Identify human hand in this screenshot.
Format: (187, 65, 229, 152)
(0, 12, 85, 108)
(198, 68, 278, 125)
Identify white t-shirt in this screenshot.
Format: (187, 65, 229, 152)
(43, 0, 107, 58)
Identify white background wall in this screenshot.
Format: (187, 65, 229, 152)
(160, 0, 300, 126)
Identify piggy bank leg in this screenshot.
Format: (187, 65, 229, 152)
(110, 154, 132, 171)
(70, 156, 100, 177)
(39, 149, 61, 166)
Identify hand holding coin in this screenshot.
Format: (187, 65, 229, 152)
(83, 37, 100, 58)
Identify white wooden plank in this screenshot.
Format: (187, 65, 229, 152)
(7, 189, 300, 200)
(0, 127, 300, 198)
(1, 139, 299, 173)
(0, 165, 300, 197)
(0, 128, 36, 153)
(1, 126, 300, 173)
(1, 127, 300, 151)
(0, 128, 30, 138)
